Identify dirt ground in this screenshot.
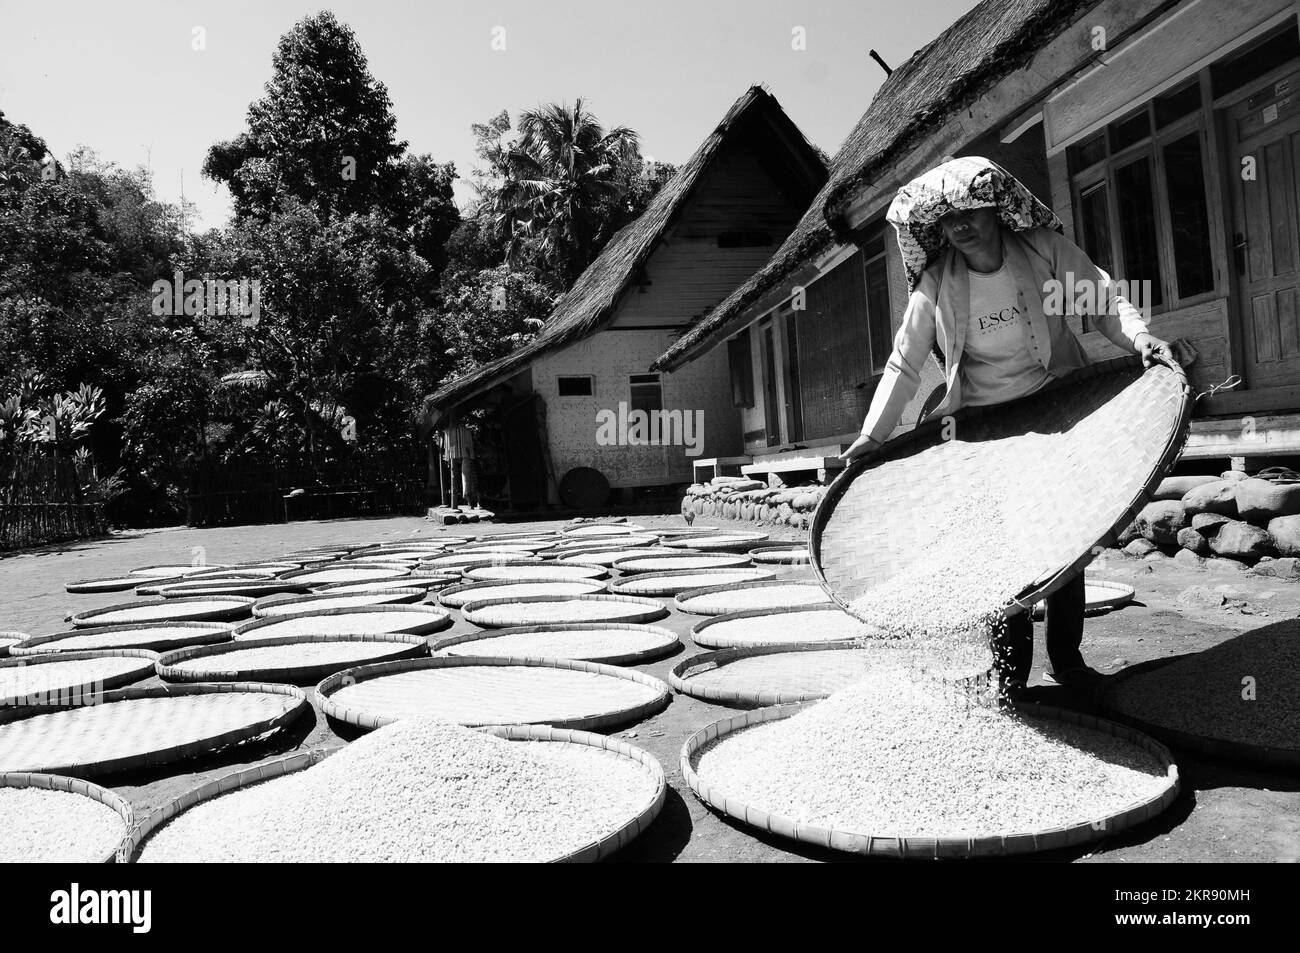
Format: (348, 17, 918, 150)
(2, 511, 1298, 863)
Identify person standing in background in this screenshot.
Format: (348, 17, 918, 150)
(442, 414, 480, 510)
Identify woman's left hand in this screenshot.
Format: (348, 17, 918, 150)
(1133, 332, 1181, 370)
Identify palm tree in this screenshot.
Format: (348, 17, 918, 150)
(491, 100, 639, 282)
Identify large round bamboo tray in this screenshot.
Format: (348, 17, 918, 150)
(67, 575, 159, 594)
(280, 565, 411, 585)
(128, 563, 231, 579)
(117, 726, 665, 863)
(459, 541, 555, 554)
(433, 623, 680, 665)
(2, 771, 134, 863)
(811, 359, 1192, 627)
(317, 655, 670, 730)
(654, 526, 720, 539)
(611, 552, 753, 573)
(609, 567, 775, 597)
(541, 535, 661, 554)
(0, 631, 28, 657)
(662, 532, 770, 551)
(675, 580, 833, 616)
(438, 579, 607, 609)
(313, 575, 458, 594)
(681, 700, 1180, 858)
(1031, 578, 1136, 619)
(463, 593, 669, 628)
(1094, 632, 1300, 770)
(417, 552, 542, 570)
(0, 682, 309, 778)
(337, 553, 421, 564)
(747, 544, 812, 565)
(68, 595, 255, 627)
(231, 605, 452, 640)
(251, 588, 427, 618)
(669, 644, 885, 706)
(188, 566, 281, 579)
(465, 562, 607, 582)
(555, 547, 670, 567)
(0, 650, 157, 710)
(480, 532, 561, 544)
(156, 634, 429, 685)
(11, 621, 232, 656)
(156, 579, 309, 599)
(691, 605, 869, 649)
(560, 523, 647, 538)
(134, 569, 273, 596)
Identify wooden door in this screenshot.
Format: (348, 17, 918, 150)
(1228, 71, 1300, 389)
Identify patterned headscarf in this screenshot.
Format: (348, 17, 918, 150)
(886, 156, 1062, 292)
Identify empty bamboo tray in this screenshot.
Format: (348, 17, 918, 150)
(316, 656, 671, 730)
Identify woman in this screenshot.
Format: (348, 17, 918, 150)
(839, 156, 1182, 694)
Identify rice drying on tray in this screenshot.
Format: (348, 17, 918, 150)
(611, 552, 752, 572)
(0, 654, 155, 705)
(0, 783, 129, 863)
(68, 596, 254, 627)
(11, 622, 231, 655)
(438, 579, 606, 609)
(435, 623, 679, 664)
(692, 607, 870, 648)
(463, 594, 667, 627)
(688, 665, 1176, 849)
(135, 718, 662, 862)
(159, 637, 425, 682)
(610, 568, 775, 596)
(252, 589, 426, 617)
(232, 606, 450, 640)
(675, 581, 832, 615)
(465, 562, 606, 581)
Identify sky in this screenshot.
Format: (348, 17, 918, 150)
(0, 0, 980, 230)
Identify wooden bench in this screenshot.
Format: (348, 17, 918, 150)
(692, 456, 752, 484)
(741, 445, 846, 487)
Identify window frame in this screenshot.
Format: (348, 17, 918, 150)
(1068, 89, 1219, 321)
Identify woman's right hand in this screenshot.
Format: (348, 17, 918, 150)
(839, 434, 882, 462)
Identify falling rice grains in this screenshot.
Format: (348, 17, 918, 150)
(138, 718, 658, 862)
(693, 666, 1168, 838)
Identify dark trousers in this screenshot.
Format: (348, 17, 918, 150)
(990, 572, 1087, 685)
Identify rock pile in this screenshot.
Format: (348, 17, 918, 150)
(681, 476, 828, 530)
(1120, 467, 1300, 578)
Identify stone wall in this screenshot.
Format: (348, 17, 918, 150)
(680, 476, 828, 531)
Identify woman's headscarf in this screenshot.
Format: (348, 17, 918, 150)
(886, 156, 1062, 292)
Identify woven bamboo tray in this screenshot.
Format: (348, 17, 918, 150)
(1031, 579, 1136, 619)
(2, 771, 134, 863)
(67, 575, 158, 594)
(669, 644, 883, 706)
(0, 631, 28, 657)
(747, 544, 812, 565)
(134, 570, 273, 596)
(417, 552, 542, 570)
(662, 532, 770, 551)
(560, 522, 648, 538)
(1094, 654, 1300, 770)
(433, 622, 681, 666)
(463, 593, 670, 628)
(157, 579, 309, 599)
(438, 578, 607, 608)
(317, 655, 670, 731)
(13, 621, 233, 656)
(68, 595, 255, 627)
(231, 604, 452, 640)
(464, 562, 608, 582)
(609, 567, 776, 597)
(0, 682, 309, 778)
(251, 588, 427, 618)
(459, 541, 556, 554)
(0, 650, 158, 709)
(654, 526, 720, 539)
(556, 547, 672, 567)
(675, 580, 833, 616)
(811, 359, 1192, 626)
(128, 563, 231, 579)
(156, 634, 429, 685)
(691, 605, 869, 649)
(313, 576, 459, 594)
(117, 727, 664, 863)
(681, 700, 1180, 858)
(337, 553, 420, 564)
(480, 532, 562, 544)
(280, 565, 412, 585)
(611, 552, 753, 573)
(541, 535, 661, 554)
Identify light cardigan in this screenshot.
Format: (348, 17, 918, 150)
(859, 225, 1150, 444)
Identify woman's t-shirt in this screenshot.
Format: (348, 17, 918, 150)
(960, 264, 1053, 406)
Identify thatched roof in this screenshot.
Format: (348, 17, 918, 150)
(427, 85, 825, 413)
(654, 0, 1100, 371)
